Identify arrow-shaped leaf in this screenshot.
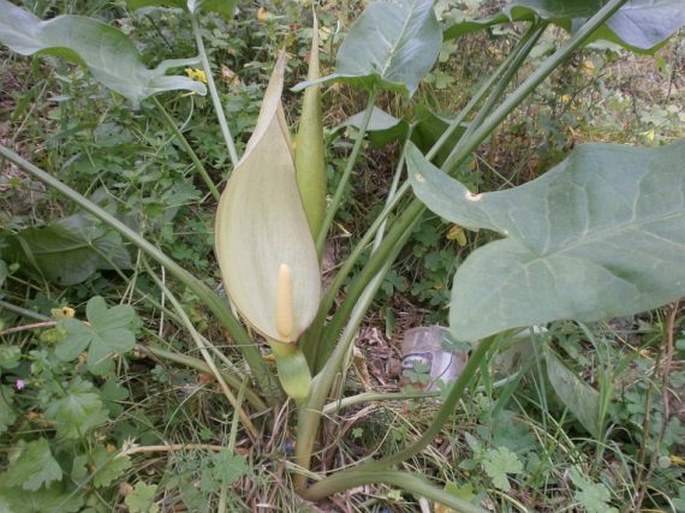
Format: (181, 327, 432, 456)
(444, 0, 685, 54)
(0, 0, 206, 107)
(408, 142, 685, 341)
(294, 0, 442, 96)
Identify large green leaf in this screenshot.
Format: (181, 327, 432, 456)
(1, 213, 131, 286)
(2, 438, 63, 491)
(215, 52, 321, 343)
(44, 377, 109, 439)
(444, 0, 685, 54)
(294, 0, 442, 96)
(408, 142, 685, 341)
(0, 0, 206, 107)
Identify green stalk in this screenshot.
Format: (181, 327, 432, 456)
(320, 22, 548, 355)
(315, 89, 379, 253)
(190, 14, 240, 168)
(301, 24, 547, 366)
(0, 144, 281, 402)
(304, 470, 487, 512)
(152, 96, 220, 200)
(0, 300, 51, 321)
(425, 21, 546, 163)
(444, 23, 547, 163)
(322, 390, 440, 415)
(323, 371, 524, 416)
(299, 180, 409, 364)
(294, 225, 414, 491)
(308, 137, 413, 370)
(441, 0, 628, 172)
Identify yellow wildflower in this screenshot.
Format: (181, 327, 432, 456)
(257, 6, 268, 22)
(185, 67, 207, 84)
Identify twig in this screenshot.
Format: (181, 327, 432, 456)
(635, 301, 680, 510)
(0, 320, 56, 336)
(122, 443, 225, 456)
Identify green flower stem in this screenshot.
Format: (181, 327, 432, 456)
(445, 22, 547, 162)
(190, 13, 240, 169)
(322, 390, 440, 416)
(299, 180, 409, 365)
(313, 140, 412, 371)
(322, 370, 525, 416)
(317, 142, 409, 369)
(425, 23, 545, 163)
(0, 144, 281, 402)
(294, 202, 422, 491)
(305, 141, 413, 369)
(294, 224, 415, 492)
(303, 470, 487, 512)
(315, 89, 379, 254)
(152, 96, 220, 201)
(136, 344, 268, 413)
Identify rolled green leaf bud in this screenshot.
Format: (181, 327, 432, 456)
(295, 12, 326, 244)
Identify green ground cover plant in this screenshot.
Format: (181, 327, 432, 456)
(0, 0, 684, 511)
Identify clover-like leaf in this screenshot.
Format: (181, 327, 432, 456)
(569, 466, 618, 513)
(55, 296, 136, 375)
(2, 438, 63, 491)
(482, 446, 523, 492)
(91, 447, 132, 488)
(125, 481, 159, 513)
(44, 377, 109, 439)
(209, 450, 249, 485)
(0, 0, 206, 107)
(215, 52, 320, 343)
(408, 141, 685, 342)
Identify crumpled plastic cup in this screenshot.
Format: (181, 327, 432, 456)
(401, 325, 467, 391)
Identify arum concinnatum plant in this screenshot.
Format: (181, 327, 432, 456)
(215, 51, 321, 402)
(1, 0, 685, 510)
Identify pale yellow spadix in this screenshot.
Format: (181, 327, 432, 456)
(215, 51, 321, 343)
(275, 263, 295, 341)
